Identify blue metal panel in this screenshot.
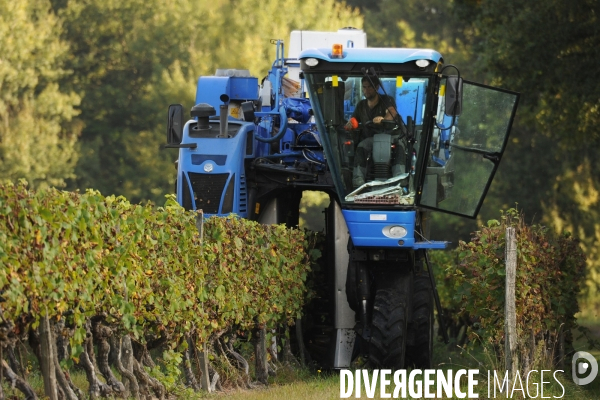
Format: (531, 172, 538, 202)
(280, 128, 295, 154)
(380, 81, 396, 98)
(254, 124, 272, 158)
(375, 80, 426, 125)
(195, 77, 259, 115)
(396, 80, 427, 125)
(342, 209, 416, 248)
(196, 77, 230, 113)
(229, 77, 259, 100)
(299, 47, 443, 64)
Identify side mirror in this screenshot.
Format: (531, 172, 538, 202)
(167, 104, 184, 145)
(444, 77, 463, 117)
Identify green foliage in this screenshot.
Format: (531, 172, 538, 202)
(455, 0, 600, 143)
(299, 191, 330, 231)
(0, 181, 311, 356)
(0, 0, 81, 188)
(150, 349, 183, 392)
(357, 0, 477, 77)
(429, 248, 461, 315)
(445, 208, 587, 350)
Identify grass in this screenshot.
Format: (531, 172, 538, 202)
(204, 368, 599, 400)
(202, 331, 600, 400)
(208, 317, 600, 400)
(210, 373, 340, 400)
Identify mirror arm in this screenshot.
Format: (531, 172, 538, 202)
(435, 115, 458, 131)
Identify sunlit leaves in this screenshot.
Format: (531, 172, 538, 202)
(0, 181, 311, 356)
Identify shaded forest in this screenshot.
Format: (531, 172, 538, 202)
(1, 0, 598, 312)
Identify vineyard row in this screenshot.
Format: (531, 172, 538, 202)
(0, 181, 312, 398)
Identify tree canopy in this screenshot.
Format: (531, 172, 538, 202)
(0, 0, 80, 189)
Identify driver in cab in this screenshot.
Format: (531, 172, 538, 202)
(345, 76, 401, 188)
(345, 76, 397, 137)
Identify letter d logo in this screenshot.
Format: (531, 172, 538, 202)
(572, 351, 598, 385)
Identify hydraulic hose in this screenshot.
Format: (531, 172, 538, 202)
(255, 105, 288, 143)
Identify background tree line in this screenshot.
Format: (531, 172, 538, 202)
(1, 0, 598, 313)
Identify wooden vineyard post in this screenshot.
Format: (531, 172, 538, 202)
(195, 211, 212, 393)
(39, 307, 59, 400)
(255, 327, 269, 384)
(270, 329, 278, 362)
(505, 227, 518, 384)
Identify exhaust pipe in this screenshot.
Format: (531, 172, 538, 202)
(219, 94, 230, 138)
(219, 104, 228, 138)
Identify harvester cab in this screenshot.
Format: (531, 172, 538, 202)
(300, 48, 518, 221)
(166, 29, 519, 371)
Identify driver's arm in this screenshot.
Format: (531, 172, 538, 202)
(374, 108, 398, 124)
(384, 107, 398, 120)
(374, 96, 398, 123)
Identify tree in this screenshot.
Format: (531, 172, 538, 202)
(455, 0, 600, 143)
(0, 0, 81, 189)
(357, 0, 477, 76)
(454, 0, 600, 313)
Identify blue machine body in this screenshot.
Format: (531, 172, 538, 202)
(176, 119, 255, 218)
(171, 41, 518, 252)
(342, 209, 445, 249)
(342, 209, 417, 247)
(297, 47, 449, 249)
(174, 45, 448, 249)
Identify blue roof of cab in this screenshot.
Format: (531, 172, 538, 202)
(298, 47, 443, 64)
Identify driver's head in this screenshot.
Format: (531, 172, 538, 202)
(361, 76, 380, 101)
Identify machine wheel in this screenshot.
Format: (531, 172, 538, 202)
(369, 287, 409, 369)
(405, 274, 434, 369)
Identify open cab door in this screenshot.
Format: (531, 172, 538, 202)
(418, 79, 519, 218)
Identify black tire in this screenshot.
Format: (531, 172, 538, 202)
(369, 287, 408, 369)
(406, 274, 434, 369)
